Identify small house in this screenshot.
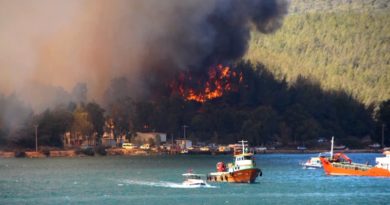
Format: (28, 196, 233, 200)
(134, 132, 167, 146)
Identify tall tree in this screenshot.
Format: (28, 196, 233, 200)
(376, 100, 390, 145)
(104, 77, 135, 135)
(37, 107, 73, 147)
(241, 106, 278, 146)
(85, 102, 105, 136)
(377, 100, 390, 125)
(72, 106, 93, 137)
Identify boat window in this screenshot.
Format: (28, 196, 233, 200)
(244, 156, 252, 160)
(187, 175, 200, 179)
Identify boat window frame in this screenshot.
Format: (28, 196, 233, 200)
(244, 156, 252, 160)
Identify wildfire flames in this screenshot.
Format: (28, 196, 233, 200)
(170, 64, 243, 103)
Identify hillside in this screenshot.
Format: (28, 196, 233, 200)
(246, 0, 390, 106)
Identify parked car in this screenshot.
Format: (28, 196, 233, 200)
(140, 144, 150, 150)
(122, 143, 137, 150)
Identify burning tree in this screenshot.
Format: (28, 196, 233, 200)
(170, 64, 244, 103)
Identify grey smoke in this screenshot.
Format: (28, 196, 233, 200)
(0, 0, 288, 110)
(144, 0, 288, 70)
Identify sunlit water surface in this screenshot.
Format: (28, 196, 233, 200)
(1, 153, 389, 204)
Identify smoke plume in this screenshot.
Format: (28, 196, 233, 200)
(0, 0, 288, 110)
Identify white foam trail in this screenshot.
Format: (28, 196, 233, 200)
(123, 179, 218, 189)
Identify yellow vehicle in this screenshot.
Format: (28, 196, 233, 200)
(122, 143, 137, 150)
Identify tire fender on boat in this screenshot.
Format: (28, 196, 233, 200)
(259, 169, 262, 177)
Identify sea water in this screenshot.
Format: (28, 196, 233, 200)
(1, 153, 389, 205)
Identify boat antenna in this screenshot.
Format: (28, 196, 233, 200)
(238, 140, 248, 154)
(330, 136, 334, 159)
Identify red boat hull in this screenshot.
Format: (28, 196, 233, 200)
(207, 168, 261, 183)
(320, 157, 390, 177)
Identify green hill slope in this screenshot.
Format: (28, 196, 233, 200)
(246, 0, 390, 106)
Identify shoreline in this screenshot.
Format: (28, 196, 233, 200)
(0, 148, 384, 158)
(261, 149, 383, 154)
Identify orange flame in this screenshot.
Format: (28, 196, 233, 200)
(171, 64, 243, 103)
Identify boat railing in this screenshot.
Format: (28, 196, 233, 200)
(332, 162, 372, 171)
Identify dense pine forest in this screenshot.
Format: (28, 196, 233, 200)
(0, 0, 389, 150)
(246, 0, 390, 106)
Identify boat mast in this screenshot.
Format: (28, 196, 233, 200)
(239, 140, 248, 154)
(330, 136, 334, 159)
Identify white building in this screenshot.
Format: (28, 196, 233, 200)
(101, 131, 116, 147)
(63, 132, 97, 148)
(134, 132, 167, 145)
(176, 139, 192, 150)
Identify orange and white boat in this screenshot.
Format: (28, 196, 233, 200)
(207, 140, 262, 183)
(320, 137, 390, 177)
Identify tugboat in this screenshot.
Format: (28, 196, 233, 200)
(207, 140, 262, 183)
(375, 151, 390, 171)
(319, 137, 390, 177)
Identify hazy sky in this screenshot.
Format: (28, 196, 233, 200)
(1, 1, 147, 98)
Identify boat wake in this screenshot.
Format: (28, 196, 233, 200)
(123, 179, 218, 189)
(302, 167, 317, 170)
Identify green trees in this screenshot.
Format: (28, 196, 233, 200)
(37, 107, 73, 147)
(130, 60, 375, 147)
(0, 93, 106, 148)
(85, 102, 105, 136)
(246, 3, 390, 106)
(242, 0, 390, 146)
(0, 59, 382, 149)
(104, 77, 135, 135)
(241, 106, 278, 146)
(377, 100, 390, 125)
(71, 107, 93, 138)
(376, 100, 390, 145)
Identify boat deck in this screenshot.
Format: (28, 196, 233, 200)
(331, 162, 372, 171)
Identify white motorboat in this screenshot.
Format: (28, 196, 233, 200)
(182, 173, 208, 187)
(301, 152, 330, 169)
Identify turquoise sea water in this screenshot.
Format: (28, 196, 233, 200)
(1, 153, 390, 205)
